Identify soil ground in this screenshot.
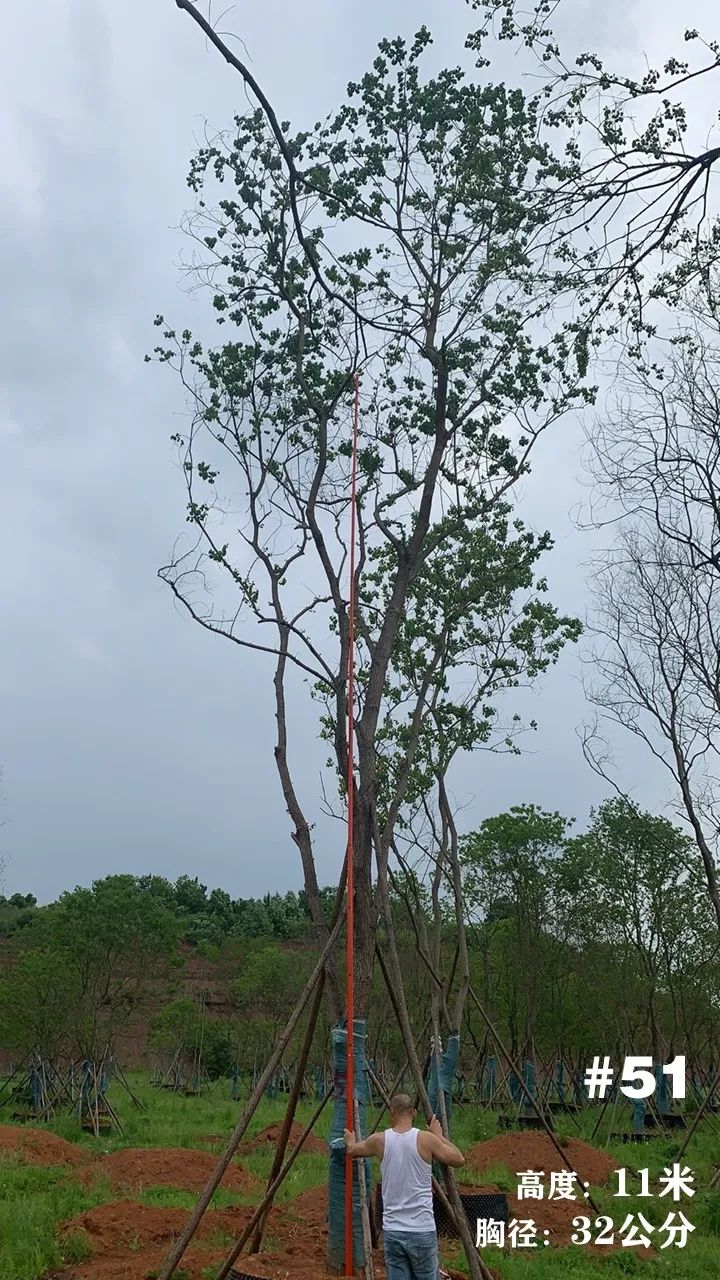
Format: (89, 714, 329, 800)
(0, 1080, 716, 1280)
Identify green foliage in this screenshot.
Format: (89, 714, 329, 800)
(2, 876, 320, 947)
(141, 875, 315, 945)
(566, 799, 718, 1059)
(231, 940, 318, 1066)
(0, 877, 182, 1059)
(460, 798, 720, 1062)
(0, 895, 37, 938)
(149, 998, 238, 1079)
(0, 946, 77, 1059)
(462, 805, 576, 1055)
(3, 792, 716, 1070)
(152, 21, 596, 860)
(0, 1159, 108, 1280)
(370, 517, 582, 812)
(149, 997, 202, 1054)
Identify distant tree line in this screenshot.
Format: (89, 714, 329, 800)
(0, 877, 330, 945)
(0, 893, 37, 936)
(0, 797, 717, 1073)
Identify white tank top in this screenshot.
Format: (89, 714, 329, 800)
(380, 1126, 435, 1233)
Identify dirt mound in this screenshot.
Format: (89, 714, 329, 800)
(58, 1192, 351, 1280)
(273, 1183, 328, 1235)
(56, 1187, 469, 1280)
(56, 1200, 253, 1280)
(61, 1199, 250, 1251)
(61, 1200, 194, 1252)
(90, 1146, 259, 1194)
(240, 1121, 326, 1157)
(467, 1131, 615, 1187)
(464, 1133, 630, 1252)
(54, 1242, 220, 1280)
(0, 1124, 88, 1168)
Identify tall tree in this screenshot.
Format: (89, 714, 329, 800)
(569, 798, 710, 1060)
(153, 27, 593, 1028)
(461, 805, 574, 1058)
(48, 876, 181, 1057)
(154, 6, 720, 1270)
(585, 273, 720, 930)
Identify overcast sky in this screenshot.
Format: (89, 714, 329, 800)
(1, 0, 717, 903)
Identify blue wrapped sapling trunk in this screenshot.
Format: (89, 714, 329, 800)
(327, 1020, 371, 1271)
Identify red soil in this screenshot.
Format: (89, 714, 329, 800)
(467, 1131, 616, 1187)
(239, 1121, 326, 1157)
(54, 1240, 221, 1280)
(0, 1124, 89, 1168)
(272, 1184, 329, 1235)
(51, 1130, 622, 1278)
(464, 1132, 644, 1253)
(55, 1184, 469, 1280)
(63, 1199, 232, 1250)
(56, 1200, 249, 1280)
(84, 1146, 259, 1195)
(85, 1200, 191, 1248)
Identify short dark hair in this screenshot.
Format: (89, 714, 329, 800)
(390, 1093, 414, 1115)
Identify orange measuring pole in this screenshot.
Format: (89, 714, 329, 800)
(344, 372, 360, 1278)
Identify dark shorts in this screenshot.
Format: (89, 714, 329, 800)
(383, 1229, 440, 1280)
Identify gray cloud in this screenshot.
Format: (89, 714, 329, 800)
(1, 0, 716, 900)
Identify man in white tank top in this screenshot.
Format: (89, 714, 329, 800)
(344, 1093, 464, 1279)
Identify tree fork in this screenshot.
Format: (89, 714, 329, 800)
(367, 1021, 431, 1134)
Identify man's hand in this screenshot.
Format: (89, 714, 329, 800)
(342, 1129, 383, 1160)
(429, 1114, 443, 1138)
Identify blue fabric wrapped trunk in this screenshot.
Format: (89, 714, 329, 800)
(427, 1032, 460, 1128)
(327, 1020, 371, 1271)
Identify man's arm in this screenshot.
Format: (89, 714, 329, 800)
(425, 1115, 465, 1168)
(343, 1129, 384, 1159)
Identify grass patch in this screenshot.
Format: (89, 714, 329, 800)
(205, 1227, 235, 1248)
(136, 1183, 244, 1210)
(241, 1148, 326, 1201)
(1, 1073, 719, 1277)
(0, 1157, 69, 1201)
(457, 1158, 515, 1192)
(144, 1270, 191, 1280)
(0, 1162, 111, 1280)
(60, 1227, 92, 1263)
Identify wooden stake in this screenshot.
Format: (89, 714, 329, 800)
(355, 1099, 375, 1280)
(467, 983, 601, 1215)
(249, 970, 326, 1253)
(156, 915, 343, 1280)
(215, 1089, 334, 1280)
(678, 1061, 720, 1162)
